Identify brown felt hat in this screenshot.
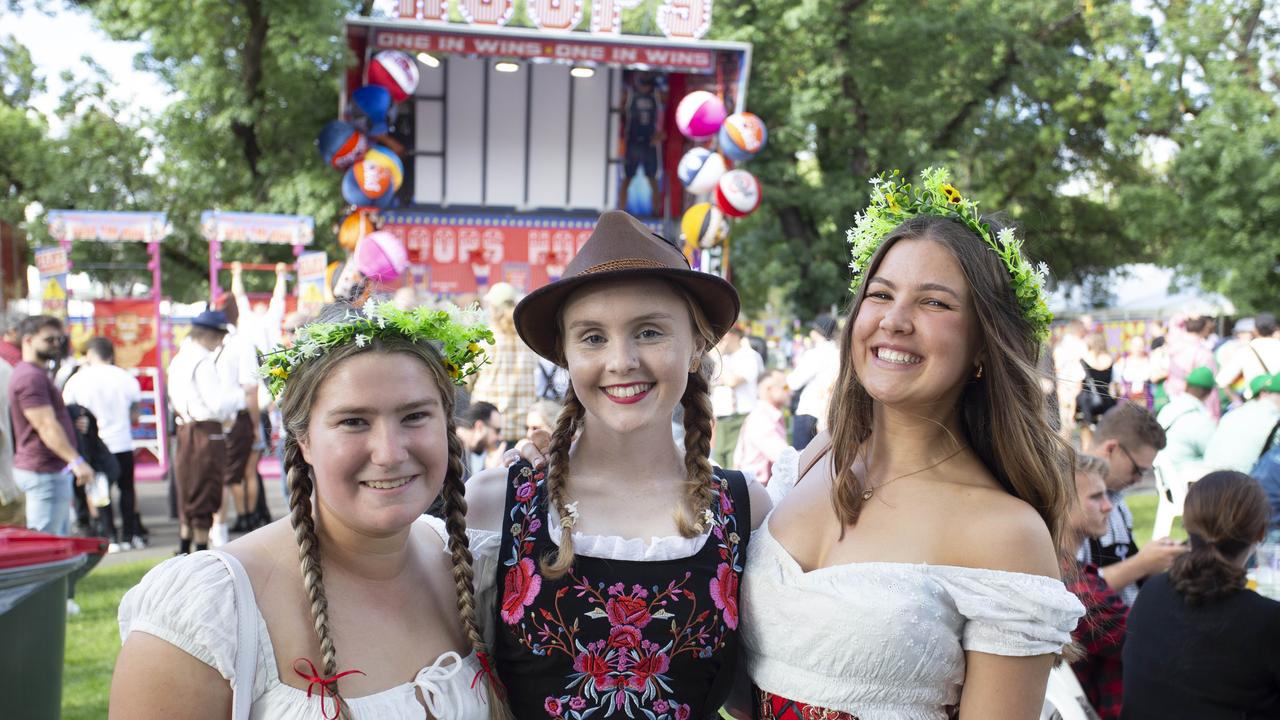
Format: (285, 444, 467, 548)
(514, 210, 740, 363)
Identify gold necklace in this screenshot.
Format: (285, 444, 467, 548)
(860, 444, 969, 500)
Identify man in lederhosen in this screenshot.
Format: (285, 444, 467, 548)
(167, 310, 240, 554)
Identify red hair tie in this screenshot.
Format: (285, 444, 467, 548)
(293, 658, 366, 720)
(471, 651, 507, 698)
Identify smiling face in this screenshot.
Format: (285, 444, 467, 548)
(298, 351, 449, 535)
(851, 237, 983, 411)
(560, 278, 701, 436)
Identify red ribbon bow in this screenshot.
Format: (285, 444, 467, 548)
(471, 651, 507, 698)
(293, 658, 366, 720)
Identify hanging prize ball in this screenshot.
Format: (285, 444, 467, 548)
(682, 202, 726, 249)
(677, 148, 728, 195)
(675, 90, 727, 140)
(719, 112, 768, 162)
(342, 164, 397, 209)
(363, 145, 404, 192)
(338, 211, 373, 252)
(352, 85, 393, 136)
(317, 120, 367, 170)
(715, 169, 761, 217)
(368, 50, 420, 104)
(354, 230, 409, 283)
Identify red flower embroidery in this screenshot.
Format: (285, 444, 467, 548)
(544, 696, 563, 716)
(675, 703, 692, 720)
(572, 641, 613, 690)
(605, 595, 652, 628)
(516, 481, 536, 502)
(501, 557, 542, 625)
(608, 624, 643, 649)
(709, 562, 740, 629)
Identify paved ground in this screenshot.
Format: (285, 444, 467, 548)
(97, 461, 289, 569)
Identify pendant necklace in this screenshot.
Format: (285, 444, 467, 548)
(860, 443, 969, 500)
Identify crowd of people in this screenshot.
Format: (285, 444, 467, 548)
(2, 168, 1278, 718)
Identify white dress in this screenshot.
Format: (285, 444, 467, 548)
(740, 450, 1086, 719)
(118, 516, 489, 720)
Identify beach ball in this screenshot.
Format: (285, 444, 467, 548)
(342, 165, 397, 209)
(363, 145, 404, 192)
(719, 112, 768, 162)
(352, 85, 392, 136)
(715, 169, 761, 217)
(682, 202, 726, 249)
(677, 148, 727, 195)
(354, 231, 409, 282)
(317, 121, 367, 170)
(368, 50, 419, 103)
(675, 91, 726, 140)
(338, 211, 373, 252)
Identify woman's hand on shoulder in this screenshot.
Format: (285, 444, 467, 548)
(465, 466, 511, 534)
(952, 491, 1061, 579)
(110, 633, 231, 720)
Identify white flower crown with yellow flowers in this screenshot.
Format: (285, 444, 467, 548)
(847, 167, 1053, 343)
(258, 300, 494, 398)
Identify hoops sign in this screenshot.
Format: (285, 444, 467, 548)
(393, 0, 713, 39)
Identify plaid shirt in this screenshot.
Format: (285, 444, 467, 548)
(1068, 562, 1128, 720)
(469, 331, 541, 442)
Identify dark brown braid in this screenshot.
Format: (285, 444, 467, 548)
(540, 387, 585, 579)
(676, 359, 717, 536)
(441, 416, 512, 718)
(284, 437, 352, 720)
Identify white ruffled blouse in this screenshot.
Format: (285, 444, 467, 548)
(118, 516, 488, 720)
(740, 451, 1086, 719)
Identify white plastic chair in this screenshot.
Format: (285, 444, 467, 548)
(1151, 457, 1199, 541)
(1040, 663, 1097, 720)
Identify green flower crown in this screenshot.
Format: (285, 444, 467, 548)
(847, 167, 1053, 343)
(258, 300, 494, 398)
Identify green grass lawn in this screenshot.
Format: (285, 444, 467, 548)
(1126, 490, 1186, 544)
(63, 558, 162, 720)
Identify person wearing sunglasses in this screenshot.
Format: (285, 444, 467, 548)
(1082, 403, 1186, 606)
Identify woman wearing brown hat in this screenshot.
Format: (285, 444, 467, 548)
(465, 210, 771, 719)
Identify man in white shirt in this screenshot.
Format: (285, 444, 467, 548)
(167, 311, 240, 554)
(711, 326, 764, 467)
(62, 337, 143, 547)
(786, 314, 839, 450)
(214, 294, 267, 542)
(1216, 312, 1279, 404)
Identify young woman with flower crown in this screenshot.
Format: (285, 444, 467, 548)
(465, 210, 771, 720)
(110, 298, 507, 720)
(737, 169, 1085, 720)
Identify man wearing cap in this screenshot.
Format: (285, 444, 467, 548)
(1216, 312, 1279, 405)
(1203, 373, 1280, 475)
(786, 314, 839, 450)
(1155, 366, 1218, 487)
(166, 311, 241, 554)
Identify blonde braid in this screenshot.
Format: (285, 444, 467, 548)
(284, 436, 352, 720)
(441, 417, 512, 718)
(677, 361, 717, 536)
(540, 387, 585, 579)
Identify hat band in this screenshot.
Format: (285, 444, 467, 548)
(581, 258, 669, 275)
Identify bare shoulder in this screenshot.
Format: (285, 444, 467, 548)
(945, 486, 1060, 579)
(744, 476, 772, 531)
(111, 631, 232, 719)
(796, 430, 832, 482)
(464, 466, 511, 533)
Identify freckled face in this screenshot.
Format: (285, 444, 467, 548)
(561, 278, 699, 436)
(852, 238, 982, 410)
(298, 351, 449, 535)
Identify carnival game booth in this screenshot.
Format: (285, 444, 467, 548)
(336, 6, 751, 295)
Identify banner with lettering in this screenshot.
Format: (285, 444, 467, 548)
(46, 211, 170, 244)
(92, 299, 160, 369)
(35, 246, 68, 319)
(297, 251, 329, 315)
(200, 211, 315, 245)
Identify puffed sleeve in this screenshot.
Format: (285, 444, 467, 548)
(765, 447, 800, 506)
(467, 528, 502, 647)
(118, 553, 244, 680)
(933, 568, 1085, 657)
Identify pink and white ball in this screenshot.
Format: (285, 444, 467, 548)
(354, 231, 409, 282)
(368, 50, 420, 104)
(714, 169, 761, 217)
(675, 91, 727, 140)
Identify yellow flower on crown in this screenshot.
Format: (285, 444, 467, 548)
(445, 360, 461, 379)
(940, 184, 962, 204)
(269, 366, 289, 379)
(884, 193, 901, 213)
(468, 342, 482, 354)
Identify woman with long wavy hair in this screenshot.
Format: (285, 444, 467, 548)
(1122, 470, 1280, 719)
(738, 169, 1085, 719)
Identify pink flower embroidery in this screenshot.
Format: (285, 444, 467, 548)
(654, 699, 670, 713)
(605, 595, 652, 628)
(709, 562, 740, 629)
(675, 703, 692, 720)
(569, 697, 586, 711)
(501, 557, 542, 625)
(515, 481, 536, 502)
(544, 696, 563, 717)
(572, 642, 613, 691)
(608, 624, 642, 649)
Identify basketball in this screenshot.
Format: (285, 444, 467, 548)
(681, 202, 726, 249)
(675, 91, 727, 140)
(342, 165, 397, 209)
(317, 121, 367, 170)
(363, 145, 404, 192)
(368, 50, 420, 103)
(677, 147, 727, 195)
(355, 231, 409, 282)
(338, 211, 373, 252)
(352, 85, 392, 136)
(719, 112, 768, 162)
(715, 169, 761, 217)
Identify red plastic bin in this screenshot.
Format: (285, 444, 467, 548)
(0, 526, 106, 568)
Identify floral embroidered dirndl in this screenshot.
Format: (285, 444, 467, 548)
(756, 689, 861, 720)
(494, 461, 751, 720)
